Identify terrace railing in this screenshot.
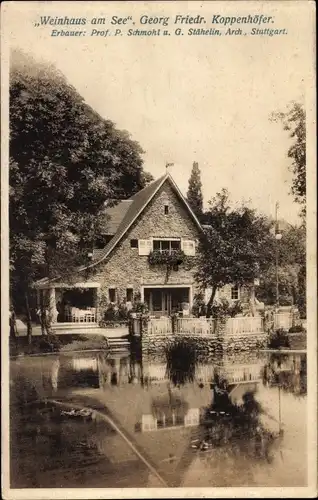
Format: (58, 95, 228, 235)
(274, 312, 294, 330)
(225, 316, 264, 335)
(175, 317, 216, 335)
(148, 317, 172, 335)
(131, 311, 294, 337)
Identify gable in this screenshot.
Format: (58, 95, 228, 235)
(130, 181, 201, 241)
(87, 173, 202, 269)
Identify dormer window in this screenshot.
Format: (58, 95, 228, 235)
(153, 239, 181, 253)
(164, 205, 169, 215)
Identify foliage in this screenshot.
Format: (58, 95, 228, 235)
(102, 302, 130, 323)
(191, 292, 207, 317)
(132, 302, 149, 314)
(257, 224, 306, 313)
(35, 334, 62, 352)
(258, 264, 298, 306)
(268, 329, 291, 349)
(208, 297, 243, 319)
(196, 189, 275, 304)
(164, 338, 197, 386)
(271, 102, 306, 218)
(148, 249, 186, 267)
(289, 324, 305, 333)
(187, 161, 203, 219)
(9, 49, 152, 321)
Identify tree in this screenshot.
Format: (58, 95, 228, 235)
(271, 102, 306, 218)
(195, 189, 275, 307)
(9, 49, 152, 335)
(257, 224, 306, 315)
(187, 161, 203, 219)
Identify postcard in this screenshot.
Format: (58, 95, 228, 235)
(1, 1, 317, 498)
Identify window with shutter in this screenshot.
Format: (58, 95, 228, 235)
(181, 239, 196, 256)
(138, 239, 153, 255)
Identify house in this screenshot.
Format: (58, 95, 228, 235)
(34, 172, 250, 324)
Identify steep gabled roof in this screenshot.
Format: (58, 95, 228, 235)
(86, 172, 203, 270)
(101, 200, 134, 235)
(35, 172, 203, 285)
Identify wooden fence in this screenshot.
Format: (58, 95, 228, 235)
(148, 317, 171, 335)
(274, 312, 294, 330)
(225, 316, 264, 335)
(130, 311, 294, 337)
(176, 317, 216, 335)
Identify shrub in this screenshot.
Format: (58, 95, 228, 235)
(289, 324, 305, 333)
(268, 329, 290, 349)
(148, 249, 186, 267)
(117, 302, 130, 322)
(192, 292, 207, 317)
(35, 334, 62, 352)
(103, 303, 118, 322)
(133, 301, 149, 314)
(207, 298, 242, 319)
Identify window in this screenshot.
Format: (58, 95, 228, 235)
(231, 285, 240, 300)
(108, 288, 116, 303)
(164, 205, 169, 215)
(153, 239, 181, 253)
(130, 239, 138, 248)
(126, 288, 133, 302)
(94, 235, 113, 249)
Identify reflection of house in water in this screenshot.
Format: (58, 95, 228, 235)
(49, 350, 266, 399)
(141, 408, 200, 432)
(50, 353, 134, 391)
(141, 352, 264, 386)
(216, 352, 264, 384)
(263, 353, 306, 395)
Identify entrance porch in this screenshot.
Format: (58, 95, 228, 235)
(142, 285, 192, 317)
(36, 282, 100, 325)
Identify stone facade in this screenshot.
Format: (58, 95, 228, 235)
(140, 332, 268, 356)
(46, 176, 254, 320)
(89, 180, 202, 310)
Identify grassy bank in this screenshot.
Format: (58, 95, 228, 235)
(9, 334, 111, 357)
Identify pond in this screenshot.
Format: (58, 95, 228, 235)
(9, 346, 307, 488)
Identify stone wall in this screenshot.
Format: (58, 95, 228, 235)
(140, 328, 268, 356)
(136, 314, 267, 355)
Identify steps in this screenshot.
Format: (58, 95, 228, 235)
(53, 322, 99, 331)
(107, 336, 130, 350)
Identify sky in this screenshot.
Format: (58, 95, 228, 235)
(4, 1, 314, 225)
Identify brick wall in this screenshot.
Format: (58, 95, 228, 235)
(89, 181, 202, 306)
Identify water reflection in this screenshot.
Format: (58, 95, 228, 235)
(10, 347, 307, 488)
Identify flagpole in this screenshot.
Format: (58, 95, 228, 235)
(275, 202, 282, 307)
(165, 162, 174, 173)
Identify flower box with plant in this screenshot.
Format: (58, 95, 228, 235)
(148, 249, 186, 267)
